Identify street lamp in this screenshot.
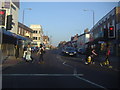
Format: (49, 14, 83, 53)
(83, 9, 95, 27)
(22, 8, 32, 24)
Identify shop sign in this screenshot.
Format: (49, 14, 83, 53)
(98, 41, 105, 44)
(4, 1, 10, 8)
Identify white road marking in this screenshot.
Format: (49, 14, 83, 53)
(63, 61, 84, 76)
(62, 61, 74, 68)
(75, 75, 108, 89)
(2, 74, 83, 77)
(58, 55, 107, 89)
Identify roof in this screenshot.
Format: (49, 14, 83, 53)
(18, 22, 33, 33)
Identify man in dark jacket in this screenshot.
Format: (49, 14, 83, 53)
(85, 45, 92, 64)
(37, 44, 45, 64)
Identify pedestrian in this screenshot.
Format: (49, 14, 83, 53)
(23, 46, 27, 60)
(85, 45, 92, 64)
(37, 44, 45, 64)
(91, 45, 97, 64)
(15, 44, 19, 59)
(100, 44, 112, 68)
(25, 44, 33, 62)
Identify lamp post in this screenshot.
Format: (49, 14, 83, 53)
(22, 8, 32, 24)
(83, 9, 95, 27)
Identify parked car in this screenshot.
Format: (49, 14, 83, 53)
(45, 47, 50, 50)
(62, 47, 77, 56)
(31, 47, 36, 52)
(31, 46, 39, 52)
(77, 48, 86, 54)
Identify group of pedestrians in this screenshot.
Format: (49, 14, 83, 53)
(85, 44, 111, 68)
(23, 44, 45, 64)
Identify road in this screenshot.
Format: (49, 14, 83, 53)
(2, 49, 119, 89)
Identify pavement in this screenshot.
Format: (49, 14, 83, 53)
(1, 56, 23, 71)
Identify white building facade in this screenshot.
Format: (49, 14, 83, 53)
(30, 25, 43, 47)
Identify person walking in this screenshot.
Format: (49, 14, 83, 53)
(85, 45, 92, 64)
(91, 45, 97, 64)
(37, 44, 45, 64)
(100, 44, 112, 68)
(15, 44, 19, 59)
(25, 44, 33, 62)
(23, 46, 27, 60)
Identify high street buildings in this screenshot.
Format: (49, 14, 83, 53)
(0, 0, 46, 62)
(62, 3, 120, 56)
(30, 25, 43, 47)
(0, 0, 23, 61)
(1, 0, 19, 33)
(89, 6, 120, 56)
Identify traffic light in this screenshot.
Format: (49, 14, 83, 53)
(6, 15, 13, 30)
(0, 10, 6, 25)
(108, 26, 115, 38)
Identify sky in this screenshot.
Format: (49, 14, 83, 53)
(18, 1, 118, 46)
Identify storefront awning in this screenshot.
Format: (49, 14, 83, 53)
(3, 29, 31, 41)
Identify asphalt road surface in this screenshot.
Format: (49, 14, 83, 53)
(2, 49, 119, 89)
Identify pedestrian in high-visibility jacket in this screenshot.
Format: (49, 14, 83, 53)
(85, 45, 92, 64)
(105, 46, 110, 65)
(100, 45, 112, 68)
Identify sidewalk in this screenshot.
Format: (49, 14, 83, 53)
(1, 56, 23, 71)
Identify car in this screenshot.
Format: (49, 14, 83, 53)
(45, 47, 50, 50)
(77, 48, 86, 54)
(31, 47, 36, 52)
(62, 47, 77, 56)
(31, 46, 39, 52)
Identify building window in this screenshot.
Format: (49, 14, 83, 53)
(33, 37, 37, 40)
(18, 28, 21, 34)
(33, 30, 37, 33)
(112, 19, 115, 26)
(20, 29, 22, 35)
(11, 4, 16, 10)
(104, 25, 106, 29)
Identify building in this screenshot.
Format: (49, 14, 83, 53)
(43, 35, 50, 47)
(89, 6, 120, 56)
(77, 29, 90, 50)
(0, 0, 19, 61)
(0, 0, 33, 61)
(116, 2, 120, 56)
(1, 0, 19, 34)
(18, 22, 33, 49)
(30, 25, 43, 47)
(18, 22, 33, 39)
(71, 34, 78, 48)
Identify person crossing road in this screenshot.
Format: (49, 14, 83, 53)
(85, 45, 97, 65)
(37, 44, 45, 64)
